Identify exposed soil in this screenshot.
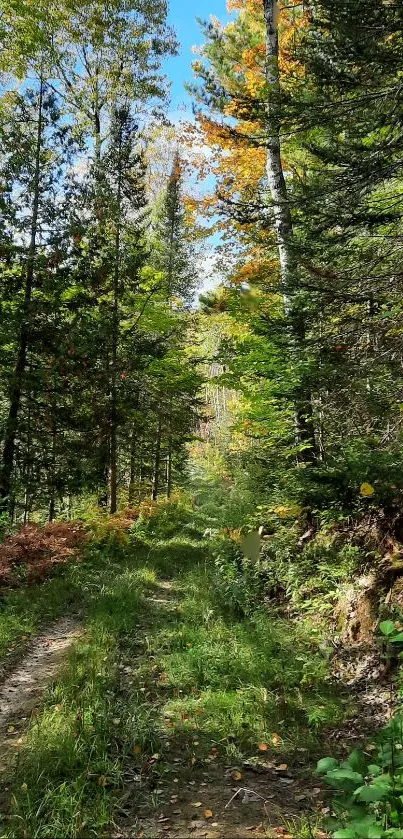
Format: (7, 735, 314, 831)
(121, 760, 321, 839)
(0, 617, 82, 772)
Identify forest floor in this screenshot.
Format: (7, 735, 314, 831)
(0, 521, 388, 838)
(0, 618, 82, 773)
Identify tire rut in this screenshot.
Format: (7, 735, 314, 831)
(0, 617, 82, 772)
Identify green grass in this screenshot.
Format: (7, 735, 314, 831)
(1, 521, 345, 838)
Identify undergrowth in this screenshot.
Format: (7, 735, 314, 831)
(1, 500, 345, 838)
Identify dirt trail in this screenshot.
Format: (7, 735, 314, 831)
(117, 582, 318, 839)
(0, 617, 82, 772)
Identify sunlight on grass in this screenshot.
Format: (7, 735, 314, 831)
(2, 523, 345, 838)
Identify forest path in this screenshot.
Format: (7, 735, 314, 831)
(0, 543, 333, 838)
(118, 579, 320, 839)
(0, 617, 82, 773)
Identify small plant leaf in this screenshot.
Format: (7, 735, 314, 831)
(354, 783, 389, 802)
(367, 764, 382, 776)
(347, 749, 367, 774)
(326, 768, 364, 787)
(389, 632, 403, 643)
(316, 757, 339, 774)
(379, 620, 396, 636)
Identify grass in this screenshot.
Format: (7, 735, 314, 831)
(0, 511, 346, 838)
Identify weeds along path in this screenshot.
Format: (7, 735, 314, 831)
(0, 529, 342, 838)
(0, 618, 82, 773)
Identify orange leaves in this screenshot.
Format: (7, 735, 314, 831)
(0, 522, 87, 588)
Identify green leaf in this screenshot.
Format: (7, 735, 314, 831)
(348, 749, 368, 774)
(334, 817, 383, 838)
(354, 783, 390, 802)
(316, 756, 339, 774)
(389, 633, 403, 643)
(326, 768, 364, 784)
(379, 620, 396, 636)
(368, 764, 382, 776)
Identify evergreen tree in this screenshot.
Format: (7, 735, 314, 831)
(153, 153, 197, 305)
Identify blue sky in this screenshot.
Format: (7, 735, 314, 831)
(165, 0, 231, 113)
(164, 2, 233, 296)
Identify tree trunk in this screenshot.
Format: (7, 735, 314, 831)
(48, 417, 57, 522)
(151, 416, 162, 502)
(128, 425, 137, 506)
(0, 76, 44, 512)
(166, 408, 173, 499)
(23, 396, 32, 525)
(262, 0, 315, 460)
(109, 112, 123, 515)
(166, 446, 172, 499)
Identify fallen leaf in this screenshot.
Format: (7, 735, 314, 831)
(133, 745, 141, 755)
(98, 775, 107, 787)
(231, 770, 243, 781)
(192, 802, 203, 808)
(271, 733, 282, 746)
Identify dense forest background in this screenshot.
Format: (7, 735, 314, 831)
(2, 2, 403, 838)
(2, 0, 403, 528)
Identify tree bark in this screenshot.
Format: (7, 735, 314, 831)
(109, 112, 123, 515)
(151, 416, 162, 501)
(128, 425, 137, 506)
(0, 77, 44, 512)
(166, 442, 172, 500)
(262, 0, 316, 459)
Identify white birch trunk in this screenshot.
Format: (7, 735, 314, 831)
(263, 0, 315, 457)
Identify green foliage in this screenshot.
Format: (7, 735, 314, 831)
(317, 718, 403, 838)
(2, 508, 344, 837)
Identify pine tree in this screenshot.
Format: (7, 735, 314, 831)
(153, 153, 196, 305)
